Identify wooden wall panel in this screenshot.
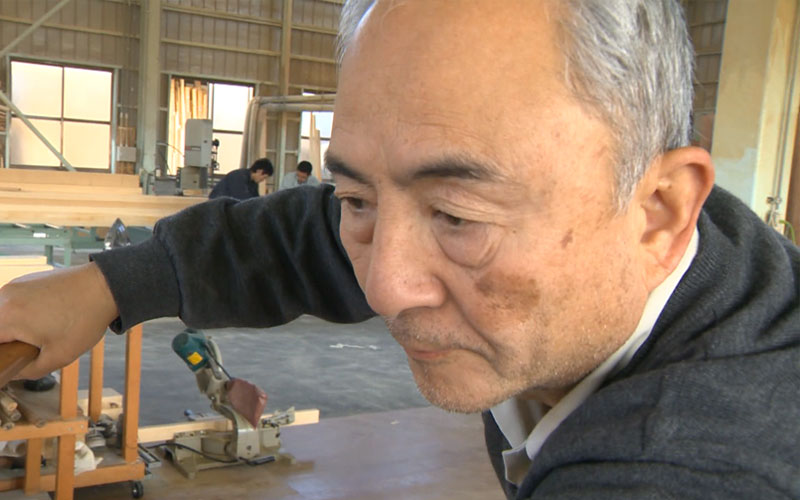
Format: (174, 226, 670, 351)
(1, 0, 341, 177)
(685, 0, 728, 150)
(293, 0, 339, 30)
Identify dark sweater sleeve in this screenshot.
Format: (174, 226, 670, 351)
(91, 184, 375, 332)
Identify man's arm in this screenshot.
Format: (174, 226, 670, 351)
(92, 184, 374, 332)
(0, 185, 373, 378)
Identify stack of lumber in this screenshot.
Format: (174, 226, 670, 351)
(116, 112, 136, 175)
(0, 169, 205, 227)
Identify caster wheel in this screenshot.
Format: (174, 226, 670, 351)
(131, 480, 144, 498)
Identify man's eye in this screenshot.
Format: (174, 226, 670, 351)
(435, 211, 469, 227)
(342, 197, 366, 211)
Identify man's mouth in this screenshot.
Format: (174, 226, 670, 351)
(402, 345, 453, 361)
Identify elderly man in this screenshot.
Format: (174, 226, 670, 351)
(0, 1, 797, 498)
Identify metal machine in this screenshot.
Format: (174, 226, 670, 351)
(179, 119, 217, 192)
(165, 329, 294, 479)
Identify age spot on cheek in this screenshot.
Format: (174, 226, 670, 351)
(475, 270, 541, 314)
(560, 229, 574, 249)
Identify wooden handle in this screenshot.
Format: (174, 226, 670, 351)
(0, 341, 39, 388)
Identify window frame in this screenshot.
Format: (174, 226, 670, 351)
(4, 57, 118, 172)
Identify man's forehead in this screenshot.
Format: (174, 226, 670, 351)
(329, 0, 611, 199)
(342, 0, 563, 82)
(334, 0, 569, 133)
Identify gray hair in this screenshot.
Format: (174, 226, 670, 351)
(337, 0, 695, 210)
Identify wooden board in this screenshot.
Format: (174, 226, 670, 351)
(137, 408, 320, 444)
(0, 190, 204, 207)
(0, 257, 54, 288)
(71, 407, 503, 500)
(0, 255, 47, 266)
(0, 265, 54, 286)
(0, 183, 141, 195)
(0, 169, 139, 188)
(0, 199, 204, 227)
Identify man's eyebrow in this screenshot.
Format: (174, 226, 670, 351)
(325, 152, 510, 186)
(409, 156, 507, 184)
(325, 152, 370, 185)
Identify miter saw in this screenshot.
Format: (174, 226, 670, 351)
(164, 328, 295, 478)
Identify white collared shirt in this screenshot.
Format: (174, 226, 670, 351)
(491, 229, 700, 486)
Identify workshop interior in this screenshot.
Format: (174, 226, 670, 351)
(0, 0, 798, 499)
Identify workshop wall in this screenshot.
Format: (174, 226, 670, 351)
(684, 0, 728, 152)
(0, 0, 735, 180)
(0, 0, 340, 175)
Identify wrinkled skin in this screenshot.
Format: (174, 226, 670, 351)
(328, 0, 712, 412)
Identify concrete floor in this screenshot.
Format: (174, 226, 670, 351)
(78, 315, 430, 426)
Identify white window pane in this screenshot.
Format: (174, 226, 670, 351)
(10, 61, 62, 118)
(314, 112, 334, 139)
(211, 83, 252, 132)
(63, 122, 110, 169)
(64, 67, 112, 121)
(213, 132, 243, 174)
(9, 118, 62, 166)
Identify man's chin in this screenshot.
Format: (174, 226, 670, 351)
(408, 358, 512, 414)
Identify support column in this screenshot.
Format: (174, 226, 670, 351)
(277, 0, 293, 184)
(137, 0, 161, 193)
(711, 0, 800, 224)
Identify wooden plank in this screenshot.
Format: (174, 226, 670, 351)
(88, 338, 105, 422)
(0, 190, 202, 207)
(0, 418, 87, 441)
(55, 360, 79, 500)
(54, 433, 75, 500)
(0, 266, 55, 287)
(0, 204, 201, 227)
(0, 183, 140, 195)
(0, 255, 47, 265)
(23, 437, 42, 495)
(122, 324, 142, 463)
(137, 408, 320, 444)
(59, 361, 79, 420)
(0, 169, 139, 188)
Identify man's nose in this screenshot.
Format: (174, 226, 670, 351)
(363, 217, 446, 318)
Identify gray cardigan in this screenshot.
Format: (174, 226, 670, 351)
(92, 186, 800, 498)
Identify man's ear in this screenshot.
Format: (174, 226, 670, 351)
(635, 146, 715, 291)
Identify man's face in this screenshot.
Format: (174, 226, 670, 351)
(252, 170, 269, 183)
(328, 0, 650, 412)
(296, 171, 310, 183)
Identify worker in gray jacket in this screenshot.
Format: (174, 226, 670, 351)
(0, 0, 797, 498)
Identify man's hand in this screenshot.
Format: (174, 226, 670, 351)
(0, 262, 119, 379)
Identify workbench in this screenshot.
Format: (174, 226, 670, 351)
(72, 406, 504, 500)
